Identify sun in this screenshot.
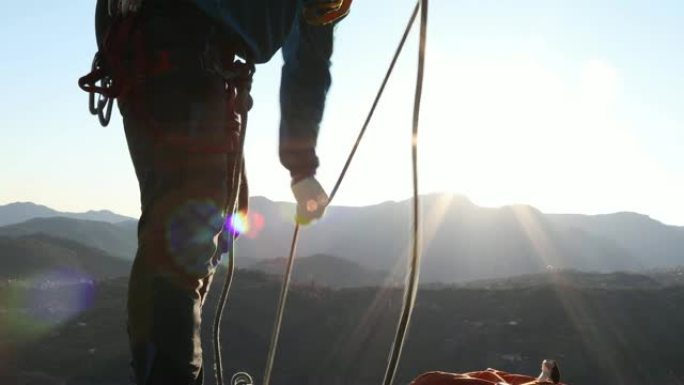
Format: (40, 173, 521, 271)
(417, 51, 633, 214)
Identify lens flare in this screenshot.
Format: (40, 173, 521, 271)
(227, 211, 249, 236)
(0, 269, 95, 341)
(246, 212, 265, 239)
(26, 270, 96, 325)
(167, 200, 224, 256)
(226, 211, 266, 239)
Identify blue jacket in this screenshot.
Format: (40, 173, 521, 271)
(192, 0, 335, 178)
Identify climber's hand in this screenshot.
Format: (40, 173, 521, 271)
(291, 176, 329, 225)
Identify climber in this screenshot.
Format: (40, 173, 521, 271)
(84, 0, 351, 383)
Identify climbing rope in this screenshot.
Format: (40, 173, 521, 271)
(382, 1, 427, 383)
(212, 60, 255, 385)
(328, 1, 421, 203)
(213, 1, 428, 384)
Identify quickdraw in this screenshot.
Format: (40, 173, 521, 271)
(78, 13, 138, 127)
(78, 8, 252, 161)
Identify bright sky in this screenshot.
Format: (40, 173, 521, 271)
(1, 0, 683, 225)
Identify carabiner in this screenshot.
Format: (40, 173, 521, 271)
(88, 54, 104, 116)
(231, 372, 253, 385)
(96, 75, 114, 126)
(86, 53, 115, 127)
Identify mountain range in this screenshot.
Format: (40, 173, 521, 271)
(0, 234, 130, 281)
(0, 216, 137, 260)
(0, 202, 135, 227)
(1, 196, 683, 284)
(238, 195, 684, 282)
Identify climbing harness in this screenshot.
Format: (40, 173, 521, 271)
(212, 1, 429, 385)
(79, 6, 253, 159)
(78, 12, 139, 127)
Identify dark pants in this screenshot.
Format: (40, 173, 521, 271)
(118, 4, 242, 384)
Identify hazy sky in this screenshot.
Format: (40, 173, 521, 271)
(1, 0, 683, 225)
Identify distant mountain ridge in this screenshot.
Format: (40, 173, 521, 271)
(548, 211, 684, 270)
(0, 202, 135, 226)
(0, 216, 137, 260)
(237, 196, 656, 282)
(0, 234, 130, 280)
(2, 196, 683, 284)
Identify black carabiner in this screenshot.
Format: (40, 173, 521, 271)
(97, 77, 115, 126)
(88, 53, 103, 115)
(86, 53, 115, 127)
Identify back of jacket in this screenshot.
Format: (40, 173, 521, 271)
(191, 0, 301, 63)
(96, 0, 303, 63)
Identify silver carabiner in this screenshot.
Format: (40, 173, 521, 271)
(231, 372, 253, 385)
(88, 54, 103, 116)
(96, 80, 114, 127)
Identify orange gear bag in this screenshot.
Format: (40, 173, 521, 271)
(410, 369, 566, 385)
